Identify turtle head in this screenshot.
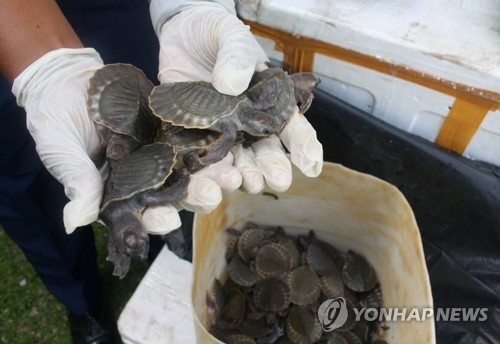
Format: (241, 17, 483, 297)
(241, 110, 280, 137)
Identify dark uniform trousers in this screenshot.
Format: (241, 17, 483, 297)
(0, 0, 160, 314)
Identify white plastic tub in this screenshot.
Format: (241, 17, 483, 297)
(191, 162, 435, 343)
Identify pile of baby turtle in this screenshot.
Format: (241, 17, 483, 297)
(86, 64, 320, 278)
(206, 223, 387, 344)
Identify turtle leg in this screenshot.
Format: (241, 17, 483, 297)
(137, 169, 190, 207)
(290, 73, 320, 113)
(199, 121, 238, 165)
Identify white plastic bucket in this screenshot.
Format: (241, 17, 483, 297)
(191, 162, 435, 343)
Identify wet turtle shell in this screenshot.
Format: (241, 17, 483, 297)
(255, 243, 293, 278)
(253, 278, 291, 312)
(341, 250, 378, 293)
(285, 306, 323, 344)
(286, 266, 321, 306)
(87, 63, 159, 144)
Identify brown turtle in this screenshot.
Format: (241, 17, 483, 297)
(286, 266, 321, 306)
(100, 143, 189, 278)
(255, 242, 293, 279)
(149, 67, 320, 166)
(285, 306, 323, 344)
(341, 250, 378, 292)
(87, 63, 160, 165)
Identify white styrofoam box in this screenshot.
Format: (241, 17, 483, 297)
(117, 248, 195, 344)
(311, 53, 455, 142)
(464, 109, 500, 163)
(241, 0, 500, 166)
(238, 0, 500, 92)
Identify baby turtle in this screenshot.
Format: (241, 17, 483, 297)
(246, 67, 319, 124)
(237, 227, 270, 262)
(100, 142, 189, 278)
(218, 287, 247, 330)
(149, 67, 320, 166)
(286, 266, 321, 306)
(319, 269, 345, 299)
(87, 63, 160, 164)
(155, 123, 220, 173)
(341, 251, 378, 292)
(255, 243, 292, 279)
(285, 306, 323, 344)
(228, 255, 259, 288)
(149, 80, 278, 166)
(253, 277, 291, 313)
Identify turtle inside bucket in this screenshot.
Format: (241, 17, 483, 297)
(206, 224, 386, 344)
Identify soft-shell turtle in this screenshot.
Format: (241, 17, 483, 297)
(87, 63, 160, 164)
(100, 143, 189, 278)
(149, 67, 319, 166)
(155, 122, 220, 173)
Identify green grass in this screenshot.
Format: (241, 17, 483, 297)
(0, 223, 150, 344)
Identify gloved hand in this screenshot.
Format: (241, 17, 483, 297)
(151, 0, 323, 196)
(13, 48, 107, 234)
(11, 48, 190, 235)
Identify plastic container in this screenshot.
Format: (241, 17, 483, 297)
(191, 161, 435, 343)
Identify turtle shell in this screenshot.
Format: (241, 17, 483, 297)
(87, 63, 159, 143)
(285, 306, 323, 344)
(149, 81, 248, 129)
(255, 243, 292, 278)
(253, 277, 291, 312)
(319, 269, 345, 299)
(237, 228, 269, 262)
(287, 266, 321, 306)
(228, 255, 259, 288)
(101, 142, 176, 209)
(341, 251, 378, 292)
(305, 242, 338, 275)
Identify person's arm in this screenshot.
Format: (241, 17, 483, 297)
(0, 0, 83, 83)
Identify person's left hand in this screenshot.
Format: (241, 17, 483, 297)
(150, 1, 323, 201)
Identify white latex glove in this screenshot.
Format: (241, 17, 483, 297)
(12, 48, 183, 235)
(151, 0, 323, 196)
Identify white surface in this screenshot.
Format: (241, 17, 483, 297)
(118, 248, 195, 344)
(238, 0, 500, 92)
(238, 0, 500, 166)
